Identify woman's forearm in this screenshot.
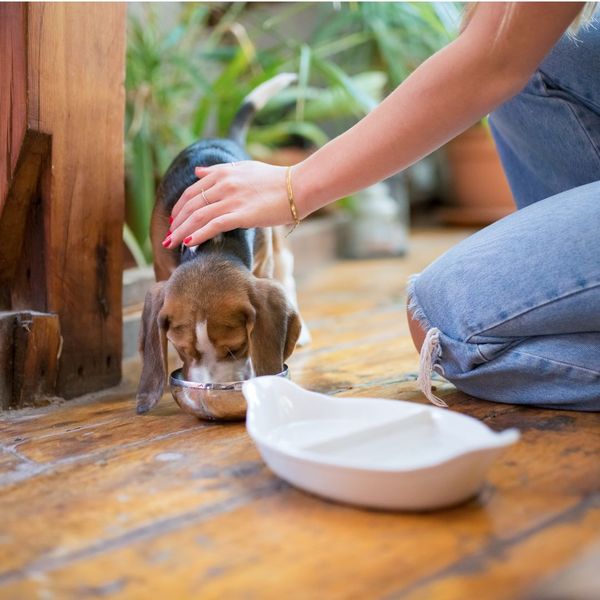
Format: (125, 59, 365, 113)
(293, 3, 582, 217)
(293, 39, 522, 216)
(167, 4, 583, 248)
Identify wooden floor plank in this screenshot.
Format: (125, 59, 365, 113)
(1, 229, 599, 600)
(1, 456, 597, 599)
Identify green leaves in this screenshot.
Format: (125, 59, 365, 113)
(123, 224, 148, 268)
(296, 44, 312, 121)
(248, 121, 329, 148)
(125, 124, 155, 263)
(311, 2, 462, 90)
(124, 2, 461, 265)
(311, 54, 378, 115)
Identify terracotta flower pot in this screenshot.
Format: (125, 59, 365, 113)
(441, 124, 515, 226)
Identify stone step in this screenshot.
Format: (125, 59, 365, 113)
(122, 266, 154, 307)
(123, 303, 144, 360)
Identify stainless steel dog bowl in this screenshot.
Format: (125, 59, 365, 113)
(169, 365, 290, 421)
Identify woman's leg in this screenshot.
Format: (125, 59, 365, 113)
(489, 15, 600, 208)
(408, 181, 600, 411)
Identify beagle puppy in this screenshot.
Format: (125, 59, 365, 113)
(136, 74, 308, 414)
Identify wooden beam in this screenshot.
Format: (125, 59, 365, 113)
(0, 4, 125, 404)
(0, 313, 14, 409)
(25, 5, 126, 397)
(0, 131, 51, 303)
(0, 4, 27, 217)
(0, 311, 61, 409)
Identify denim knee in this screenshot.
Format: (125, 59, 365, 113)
(406, 198, 600, 409)
(406, 271, 495, 408)
(407, 266, 600, 411)
(408, 275, 600, 411)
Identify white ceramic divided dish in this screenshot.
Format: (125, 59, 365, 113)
(242, 377, 520, 511)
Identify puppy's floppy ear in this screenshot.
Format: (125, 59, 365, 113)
(136, 282, 169, 414)
(247, 278, 301, 376)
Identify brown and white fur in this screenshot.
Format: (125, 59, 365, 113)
(136, 74, 309, 414)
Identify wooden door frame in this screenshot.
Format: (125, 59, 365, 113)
(0, 3, 126, 407)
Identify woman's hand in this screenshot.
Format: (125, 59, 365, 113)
(164, 161, 293, 248)
(163, 3, 581, 251)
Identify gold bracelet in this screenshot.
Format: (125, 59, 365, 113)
(286, 165, 300, 235)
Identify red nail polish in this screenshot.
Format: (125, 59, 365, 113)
(162, 236, 171, 248)
(184, 236, 192, 245)
(169, 216, 173, 224)
(167, 229, 172, 235)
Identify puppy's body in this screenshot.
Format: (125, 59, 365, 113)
(151, 139, 252, 281)
(137, 75, 306, 414)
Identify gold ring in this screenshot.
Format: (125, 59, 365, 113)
(201, 189, 210, 206)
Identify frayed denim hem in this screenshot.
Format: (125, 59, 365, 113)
(407, 274, 449, 408)
(406, 273, 432, 331)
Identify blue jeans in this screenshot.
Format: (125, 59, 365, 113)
(409, 23, 600, 411)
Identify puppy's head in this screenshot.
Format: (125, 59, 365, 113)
(135, 260, 300, 414)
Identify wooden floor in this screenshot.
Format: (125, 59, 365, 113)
(1, 229, 599, 600)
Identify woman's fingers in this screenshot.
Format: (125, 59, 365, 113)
(183, 213, 241, 247)
(164, 160, 290, 249)
(171, 181, 201, 221)
(172, 175, 233, 231)
(168, 197, 230, 247)
(168, 179, 235, 247)
(170, 166, 220, 219)
(172, 189, 211, 231)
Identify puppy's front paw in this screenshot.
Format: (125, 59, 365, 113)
(135, 393, 159, 415)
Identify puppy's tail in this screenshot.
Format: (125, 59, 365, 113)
(229, 73, 298, 146)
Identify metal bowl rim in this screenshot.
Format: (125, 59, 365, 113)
(169, 364, 289, 391)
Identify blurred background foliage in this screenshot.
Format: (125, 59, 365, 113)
(125, 2, 462, 265)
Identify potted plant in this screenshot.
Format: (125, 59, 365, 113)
(124, 3, 389, 266)
(301, 2, 514, 228)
